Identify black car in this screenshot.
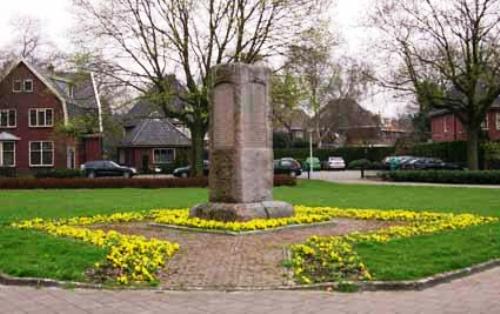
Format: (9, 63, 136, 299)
(173, 161, 210, 178)
(274, 158, 302, 177)
(406, 158, 462, 170)
(81, 160, 137, 178)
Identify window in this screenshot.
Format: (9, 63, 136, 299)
(12, 80, 22, 93)
(496, 113, 500, 131)
(29, 109, 53, 127)
(153, 148, 175, 164)
(0, 142, 15, 167)
(443, 117, 448, 133)
(481, 117, 489, 130)
(30, 141, 54, 167)
(23, 80, 33, 92)
(0, 109, 16, 128)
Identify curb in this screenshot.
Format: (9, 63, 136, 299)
(1, 259, 499, 292)
(148, 220, 338, 236)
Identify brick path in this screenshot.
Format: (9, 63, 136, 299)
(102, 219, 391, 288)
(1, 266, 499, 313)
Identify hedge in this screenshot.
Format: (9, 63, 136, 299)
(33, 169, 83, 179)
(274, 147, 395, 164)
(0, 175, 296, 190)
(381, 170, 500, 185)
(407, 141, 485, 167)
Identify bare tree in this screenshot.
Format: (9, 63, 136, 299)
(374, 0, 500, 170)
(0, 15, 66, 75)
(72, 0, 326, 176)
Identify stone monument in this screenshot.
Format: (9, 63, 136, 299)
(190, 63, 294, 222)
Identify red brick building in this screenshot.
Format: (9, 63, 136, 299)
(117, 101, 191, 172)
(0, 59, 103, 175)
(430, 105, 500, 142)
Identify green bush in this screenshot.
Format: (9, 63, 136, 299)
(381, 170, 500, 184)
(348, 159, 372, 169)
(33, 169, 83, 179)
(274, 147, 395, 164)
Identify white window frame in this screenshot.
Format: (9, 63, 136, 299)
(481, 117, 489, 130)
(29, 141, 54, 167)
(496, 112, 500, 131)
(0, 109, 16, 128)
(23, 79, 34, 92)
(12, 80, 22, 93)
(29, 108, 54, 128)
(153, 148, 175, 164)
(0, 141, 16, 167)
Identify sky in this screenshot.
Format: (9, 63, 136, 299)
(0, 0, 404, 117)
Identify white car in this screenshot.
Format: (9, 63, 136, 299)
(327, 157, 346, 170)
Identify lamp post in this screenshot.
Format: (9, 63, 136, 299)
(308, 129, 313, 180)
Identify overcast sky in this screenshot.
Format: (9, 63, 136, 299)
(0, 0, 403, 117)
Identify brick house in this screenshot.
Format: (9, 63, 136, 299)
(117, 100, 191, 172)
(0, 59, 103, 175)
(430, 103, 500, 142)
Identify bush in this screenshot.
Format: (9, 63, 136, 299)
(0, 175, 296, 190)
(275, 147, 395, 164)
(381, 170, 500, 185)
(33, 169, 83, 179)
(348, 159, 372, 170)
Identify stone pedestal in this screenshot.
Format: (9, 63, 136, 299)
(190, 63, 294, 222)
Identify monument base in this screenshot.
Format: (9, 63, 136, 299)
(190, 201, 294, 222)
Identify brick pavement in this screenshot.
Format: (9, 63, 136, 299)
(0, 266, 499, 313)
(100, 218, 391, 288)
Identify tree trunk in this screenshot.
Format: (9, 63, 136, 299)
(190, 124, 206, 177)
(466, 126, 480, 170)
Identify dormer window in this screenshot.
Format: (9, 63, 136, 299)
(13, 80, 22, 93)
(24, 80, 33, 92)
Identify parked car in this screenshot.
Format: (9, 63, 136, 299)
(303, 157, 322, 171)
(325, 156, 346, 170)
(405, 157, 462, 170)
(383, 155, 415, 170)
(173, 161, 210, 178)
(274, 158, 302, 177)
(81, 160, 137, 178)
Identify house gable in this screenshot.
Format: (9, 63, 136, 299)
(1, 59, 68, 125)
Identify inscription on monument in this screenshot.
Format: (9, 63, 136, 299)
(213, 83, 234, 148)
(243, 83, 268, 148)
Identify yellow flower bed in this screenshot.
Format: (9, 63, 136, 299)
(151, 209, 331, 232)
(289, 207, 498, 285)
(12, 217, 179, 285)
(11, 206, 498, 286)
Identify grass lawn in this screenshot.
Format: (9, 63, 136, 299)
(0, 179, 499, 282)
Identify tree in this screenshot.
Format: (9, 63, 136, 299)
(0, 15, 64, 70)
(286, 24, 334, 148)
(271, 72, 308, 148)
(72, 0, 326, 176)
(374, 0, 500, 170)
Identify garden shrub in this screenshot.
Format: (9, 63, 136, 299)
(348, 159, 372, 169)
(0, 175, 296, 189)
(33, 169, 83, 179)
(381, 170, 500, 184)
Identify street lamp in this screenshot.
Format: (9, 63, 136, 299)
(308, 129, 313, 180)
